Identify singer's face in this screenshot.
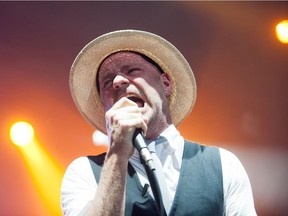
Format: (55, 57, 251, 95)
(97, 51, 172, 132)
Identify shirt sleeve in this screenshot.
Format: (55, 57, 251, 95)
(220, 148, 257, 216)
(60, 156, 97, 216)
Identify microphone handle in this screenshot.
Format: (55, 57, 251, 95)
(132, 128, 155, 171)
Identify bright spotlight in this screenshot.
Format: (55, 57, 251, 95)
(10, 121, 35, 146)
(10, 121, 64, 215)
(276, 20, 288, 44)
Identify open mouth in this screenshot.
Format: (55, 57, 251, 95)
(126, 95, 145, 108)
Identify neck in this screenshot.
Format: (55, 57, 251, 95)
(146, 121, 172, 140)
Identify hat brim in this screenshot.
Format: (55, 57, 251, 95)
(70, 29, 197, 134)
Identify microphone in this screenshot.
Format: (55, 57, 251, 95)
(132, 128, 155, 172)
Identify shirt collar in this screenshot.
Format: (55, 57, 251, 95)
(157, 125, 182, 153)
(131, 124, 183, 158)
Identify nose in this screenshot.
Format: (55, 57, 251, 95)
(113, 75, 129, 90)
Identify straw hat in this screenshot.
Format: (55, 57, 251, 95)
(70, 29, 197, 134)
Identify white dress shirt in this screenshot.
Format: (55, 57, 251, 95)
(61, 125, 257, 215)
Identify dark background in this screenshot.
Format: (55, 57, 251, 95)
(1, 2, 287, 215)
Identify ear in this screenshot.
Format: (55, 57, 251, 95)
(161, 73, 172, 98)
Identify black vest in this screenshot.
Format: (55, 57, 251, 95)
(88, 141, 224, 216)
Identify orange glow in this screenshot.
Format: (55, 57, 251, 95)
(17, 136, 64, 215)
(276, 20, 288, 44)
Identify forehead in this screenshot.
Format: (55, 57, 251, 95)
(99, 51, 146, 71)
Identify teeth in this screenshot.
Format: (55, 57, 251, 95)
(125, 93, 140, 99)
(124, 93, 144, 108)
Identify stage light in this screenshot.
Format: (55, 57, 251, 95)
(276, 20, 288, 44)
(10, 121, 64, 215)
(10, 121, 35, 146)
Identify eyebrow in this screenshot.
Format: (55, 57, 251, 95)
(100, 72, 114, 82)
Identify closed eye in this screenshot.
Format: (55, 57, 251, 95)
(102, 79, 113, 89)
(127, 68, 141, 75)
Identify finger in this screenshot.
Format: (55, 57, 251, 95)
(105, 110, 146, 138)
(142, 116, 148, 137)
(108, 112, 146, 129)
(106, 105, 142, 125)
(110, 97, 138, 110)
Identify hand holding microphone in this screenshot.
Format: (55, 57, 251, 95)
(105, 97, 148, 159)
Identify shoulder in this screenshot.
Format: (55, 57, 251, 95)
(184, 140, 222, 158)
(62, 156, 95, 185)
(219, 148, 250, 187)
(219, 148, 249, 182)
(65, 156, 92, 174)
(61, 156, 98, 215)
(219, 148, 257, 215)
(69, 156, 91, 167)
(187, 143, 245, 169)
